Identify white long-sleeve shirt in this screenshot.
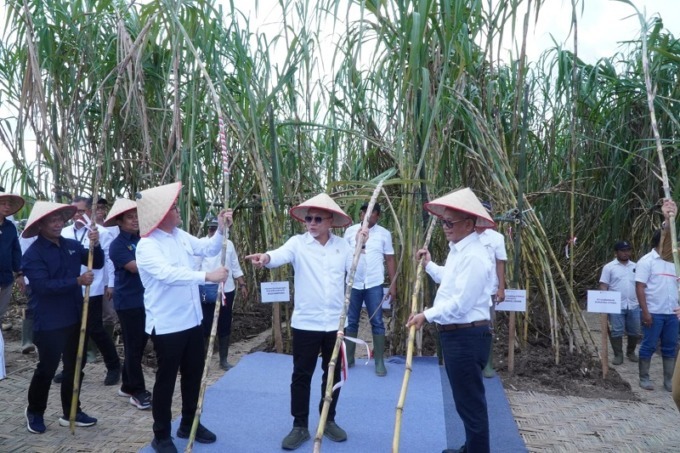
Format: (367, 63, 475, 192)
(195, 239, 244, 292)
(136, 227, 224, 334)
(61, 224, 114, 296)
(423, 232, 493, 325)
(266, 232, 351, 331)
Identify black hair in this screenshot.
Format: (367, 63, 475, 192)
(73, 196, 93, 208)
(651, 229, 662, 249)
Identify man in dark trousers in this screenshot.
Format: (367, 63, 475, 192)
(22, 201, 104, 434)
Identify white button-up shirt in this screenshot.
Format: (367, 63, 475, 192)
(195, 239, 244, 293)
(136, 227, 223, 334)
(477, 228, 507, 295)
(423, 232, 493, 325)
(62, 224, 114, 296)
(344, 223, 394, 289)
(266, 232, 351, 331)
(599, 258, 637, 310)
(635, 249, 678, 314)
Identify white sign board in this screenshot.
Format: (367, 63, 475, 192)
(496, 289, 527, 312)
(587, 290, 621, 314)
(260, 281, 290, 303)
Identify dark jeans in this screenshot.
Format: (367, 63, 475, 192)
(639, 313, 679, 359)
(151, 325, 205, 440)
(117, 307, 148, 395)
(440, 325, 492, 453)
(28, 324, 87, 417)
(199, 286, 234, 338)
(291, 328, 342, 428)
(88, 295, 121, 371)
(347, 285, 385, 335)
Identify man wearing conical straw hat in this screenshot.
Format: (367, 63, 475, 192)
(0, 191, 25, 380)
(406, 187, 495, 453)
(135, 182, 231, 452)
(21, 201, 104, 434)
(104, 199, 152, 410)
(0, 192, 25, 332)
(246, 193, 358, 451)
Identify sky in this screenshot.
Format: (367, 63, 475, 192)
(0, 0, 678, 171)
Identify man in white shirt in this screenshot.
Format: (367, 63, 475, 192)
(195, 217, 248, 371)
(58, 196, 121, 386)
(407, 188, 495, 453)
(635, 199, 679, 392)
(247, 193, 358, 451)
(476, 201, 507, 378)
(135, 182, 229, 453)
(343, 202, 396, 376)
(599, 240, 639, 365)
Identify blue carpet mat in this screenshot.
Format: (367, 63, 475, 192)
(141, 352, 525, 452)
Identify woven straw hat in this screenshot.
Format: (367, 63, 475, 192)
(103, 199, 137, 227)
(424, 187, 495, 228)
(0, 193, 25, 216)
(290, 193, 351, 228)
(135, 182, 181, 237)
(22, 201, 77, 238)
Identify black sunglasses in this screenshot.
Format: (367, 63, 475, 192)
(304, 215, 331, 224)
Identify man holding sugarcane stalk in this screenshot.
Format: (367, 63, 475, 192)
(246, 193, 366, 451)
(135, 182, 231, 453)
(22, 201, 103, 434)
(406, 188, 495, 453)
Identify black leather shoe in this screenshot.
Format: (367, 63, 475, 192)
(151, 437, 177, 453)
(176, 423, 216, 444)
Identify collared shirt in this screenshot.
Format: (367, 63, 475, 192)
(195, 239, 244, 293)
(109, 230, 144, 311)
(477, 228, 507, 295)
(136, 227, 223, 335)
(599, 258, 637, 310)
(423, 233, 493, 325)
(21, 235, 104, 331)
(344, 223, 395, 289)
(635, 249, 678, 314)
(61, 224, 114, 295)
(266, 232, 351, 331)
(0, 218, 21, 286)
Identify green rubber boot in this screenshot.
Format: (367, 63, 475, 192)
(639, 358, 654, 390)
(663, 357, 675, 392)
(344, 331, 357, 368)
(483, 340, 496, 378)
(610, 336, 624, 365)
(373, 334, 387, 377)
(21, 317, 36, 354)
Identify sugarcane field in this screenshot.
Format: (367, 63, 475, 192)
(1, 0, 680, 452)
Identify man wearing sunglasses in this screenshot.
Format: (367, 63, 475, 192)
(246, 193, 361, 451)
(407, 188, 495, 453)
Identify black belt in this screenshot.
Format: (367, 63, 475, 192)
(436, 320, 490, 331)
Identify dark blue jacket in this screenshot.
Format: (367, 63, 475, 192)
(22, 235, 104, 331)
(0, 218, 21, 286)
(109, 230, 144, 311)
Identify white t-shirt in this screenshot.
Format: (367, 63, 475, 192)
(635, 249, 678, 314)
(477, 228, 507, 295)
(344, 223, 394, 289)
(599, 258, 637, 310)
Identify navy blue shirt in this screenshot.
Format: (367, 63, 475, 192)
(109, 230, 144, 311)
(22, 235, 104, 331)
(0, 218, 21, 286)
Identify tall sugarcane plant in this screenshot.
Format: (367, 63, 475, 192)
(1, 0, 679, 365)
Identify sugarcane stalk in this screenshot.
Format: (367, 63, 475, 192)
(186, 115, 231, 452)
(69, 11, 156, 432)
(312, 180, 385, 453)
(392, 216, 436, 453)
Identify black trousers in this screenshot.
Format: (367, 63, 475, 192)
(87, 295, 120, 371)
(290, 328, 342, 428)
(28, 324, 87, 417)
(151, 325, 205, 440)
(200, 290, 235, 338)
(117, 307, 148, 395)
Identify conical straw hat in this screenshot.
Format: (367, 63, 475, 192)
(424, 187, 495, 228)
(22, 201, 77, 238)
(0, 193, 25, 216)
(103, 199, 137, 227)
(135, 182, 181, 237)
(290, 193, 351, 228)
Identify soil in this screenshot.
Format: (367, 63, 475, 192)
(2, 296, 636, 403)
